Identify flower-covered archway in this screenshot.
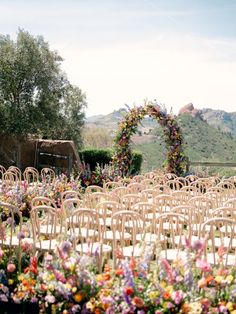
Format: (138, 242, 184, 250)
(112, 102, 187, 176)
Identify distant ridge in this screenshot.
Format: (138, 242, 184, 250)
(86, 105, 236, 137)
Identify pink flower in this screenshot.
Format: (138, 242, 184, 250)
(7, 263, 16, 273)
(0, 248, 4, 258)
(196, 259, 211, 272)
(45, 295, 56, 303)
(171, 290, 184, 305)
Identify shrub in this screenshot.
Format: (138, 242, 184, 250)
(79, 148, 142, 175)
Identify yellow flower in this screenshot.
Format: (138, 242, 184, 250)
(72, 287, 77, 293)
(215, 275, 223, 284)
(8, 279, 14, 285)
(48, 284, 55, 291)
(225, 275, 234, 284)
(149, 291, 159, 299)
(18, 274, 24, 281)
(231, 311, 236, 314)
(160, 280, 167, 288)
(226, 302, 233, 311)
(96, 274, 104, 282)
(166, 285, 174, 294)
(65, 283, 72, 290)
(48, 274, 55, 281)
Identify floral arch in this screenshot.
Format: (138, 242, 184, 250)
(112, 102, 187, 176)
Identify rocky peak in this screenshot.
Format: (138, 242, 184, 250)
(178, 103, 202, 118)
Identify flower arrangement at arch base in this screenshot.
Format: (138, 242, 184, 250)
(1, 238, 235, 314)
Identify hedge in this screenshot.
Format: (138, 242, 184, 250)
(79, 148, 142, 174)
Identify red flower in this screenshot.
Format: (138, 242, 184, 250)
(124, 286, 134, 295)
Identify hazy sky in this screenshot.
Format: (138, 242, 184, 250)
(0, 0, 236, 116)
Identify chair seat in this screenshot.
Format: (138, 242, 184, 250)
(103, 230, 131, 241)
(3, 236, 20, 247)
(68, 228, 98, 238)
(124, 221, 145, 229)
(122, 245, 144, 257)
(159, 249, 186, 261)
(206, 253, 236, 266)
(35, 239, 58, 251)
(210, 237, 236, 248)
(99, 217, 112, 226)
(75, 242, 112, 254)
(40, 225, 66, 235)
(136, 233, 165, 243)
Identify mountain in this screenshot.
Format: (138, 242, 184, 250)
(85, 106, 236, 175)
(201, 108, 236, 137)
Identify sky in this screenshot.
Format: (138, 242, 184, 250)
(0, 0, 236, 117)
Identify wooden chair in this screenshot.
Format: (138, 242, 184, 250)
(200, 218, 236, 266)
(180, 185, 199, 198)
(8, 166, 22, 181)
(171, 190, 190, 205)
(153, 194, 174, 214)
(121, 193, 141, 210)
(127, 182, 145, 194)
(31, 196, 58, 210)
(111, 210, 145, 267)
(224, 198, 236, 208)
(166, 179, 184, 191)
(85, 192, 118, 208)
(23, 167, 39, 185)
(156, 212, 190, 261)
(103, 181, 121, 191)
(30, 205, 66, 252)
(140, 188, 161, 202)
(69, 209, 112, 271)
(188, 195, 214, 220)
(41, 168, 55, 184)
(111, 186, 131, 201)
(131, 174, 145, 183)
(85, 185, 103, 194)
(0, 202, 23, 248)
(60, 190, 82, 204)
(0, 165, 6, 181)
(62, 198, 83, 219)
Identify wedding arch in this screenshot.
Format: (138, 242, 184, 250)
(112, 102, 186, 176)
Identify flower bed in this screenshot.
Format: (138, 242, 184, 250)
(0, 239, 235, 313)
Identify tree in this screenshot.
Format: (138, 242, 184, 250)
(0, 29, 86, 147)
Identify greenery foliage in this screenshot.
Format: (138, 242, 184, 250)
(79, 148, 142, 175)
(79, 148, 113, 171)
(0, 29, 86, 147)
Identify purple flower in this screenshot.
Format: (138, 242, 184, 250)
(60, 241, 72, 254)
(17, 231, 25, 240)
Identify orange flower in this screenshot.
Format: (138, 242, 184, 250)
(132, 296, 144, 308)
(115, 268, 123, 276)
(73, 292, 83, 303)
(103, 273, 110, 281)
(205, 275, 214, 285)
(163, 291, 171, 300)
(104, 264, 110, 273)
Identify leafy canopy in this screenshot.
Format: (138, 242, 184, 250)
(0, 29, 86, 147)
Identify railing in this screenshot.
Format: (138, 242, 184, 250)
(186, 159, 236, 173)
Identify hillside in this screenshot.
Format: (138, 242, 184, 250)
(85, 107, 236, 175)
(201, 108, 236, 137)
